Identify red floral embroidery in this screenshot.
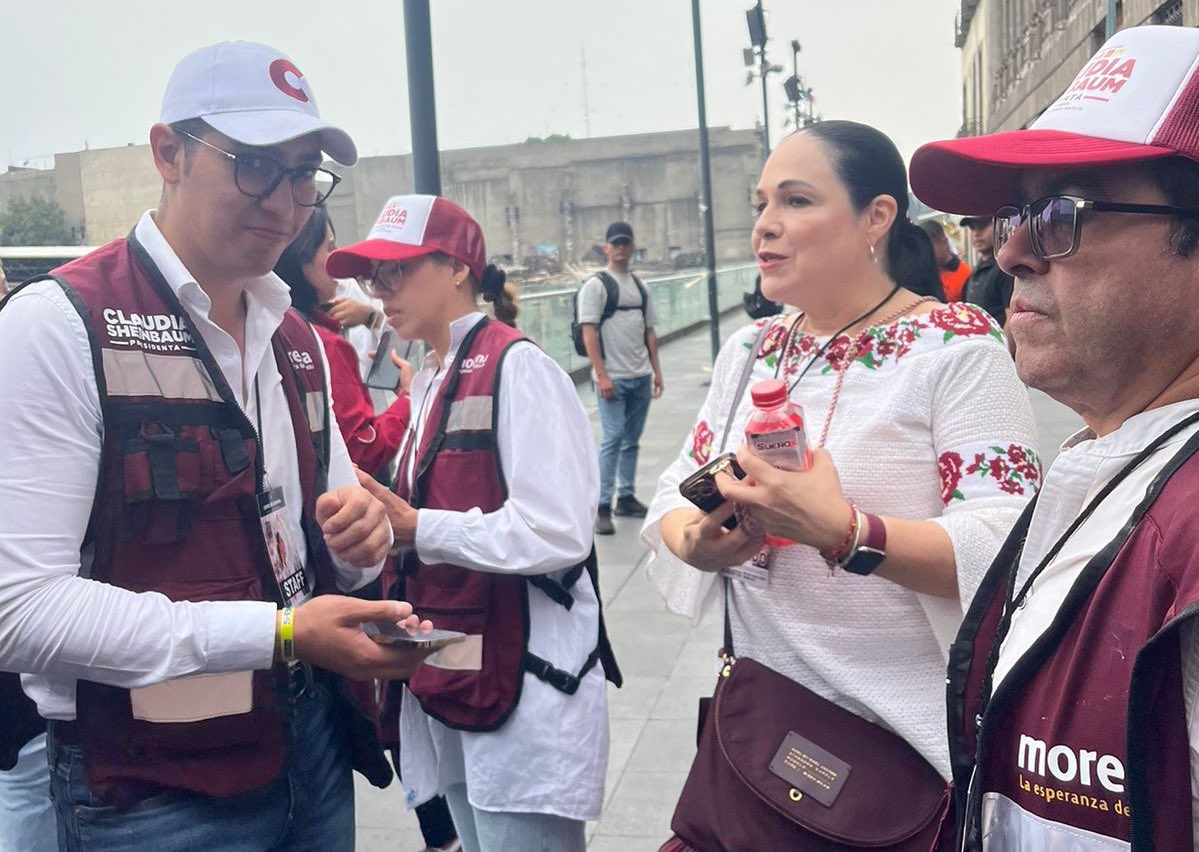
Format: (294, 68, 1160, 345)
(758, 322, 788, 360)
(951, 443, 1042, 502)
(928, 305, 996, 341)
(939, 451, 964, 503)
(691, 420, 714, 465)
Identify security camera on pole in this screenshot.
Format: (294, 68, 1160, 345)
(783, 38, 818, 130)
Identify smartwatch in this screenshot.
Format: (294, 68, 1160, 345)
(842, 512, 886, 576)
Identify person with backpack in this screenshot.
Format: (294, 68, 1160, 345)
(576, 222, 664, 535)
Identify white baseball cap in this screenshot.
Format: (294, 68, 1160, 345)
(159, 41, 357, 166)
(912, 25, 1199, 214)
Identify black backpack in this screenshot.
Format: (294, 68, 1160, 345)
(570, 271, 648, 358)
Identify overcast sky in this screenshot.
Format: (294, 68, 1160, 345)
(0, 0, 962, 171)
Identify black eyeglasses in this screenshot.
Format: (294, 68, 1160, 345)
(369, 260, 407, 294)
(178, 131, 340, 207)
(994, 194, 1199, 260)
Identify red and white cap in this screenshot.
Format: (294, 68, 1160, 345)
(911, 25, 1199, 214)
(326, 195, 487, 281)
(159, 41, 357, 166)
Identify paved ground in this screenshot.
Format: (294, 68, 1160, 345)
(354, 315, 1083, 851)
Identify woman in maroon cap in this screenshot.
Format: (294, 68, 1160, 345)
(328, 195, 617, 852)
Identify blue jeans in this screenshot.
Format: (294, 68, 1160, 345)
(444, 782, 585, 852)
(596, 374, 653, 507)
(0, 733, 56, 852)
(48, 679, 354, 852)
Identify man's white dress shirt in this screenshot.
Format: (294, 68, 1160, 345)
(0, 212, 382, 720)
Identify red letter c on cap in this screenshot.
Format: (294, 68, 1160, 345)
(269, 59, 310, 103)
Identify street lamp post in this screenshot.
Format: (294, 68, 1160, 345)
(690, 0, 722, 363)
(790, 40, 801, 129)
(403, 0, 441, 195)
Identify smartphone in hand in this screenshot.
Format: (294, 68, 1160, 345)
(366, 329, 404, 390)
(677, 453, 747, 530)
(363, 622, 467, 649)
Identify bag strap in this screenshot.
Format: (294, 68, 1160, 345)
(719, 319, 776, 453)
(718, 318, 777, 657)
(594, 271, 621, 322)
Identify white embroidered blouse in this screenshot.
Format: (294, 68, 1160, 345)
(642, 303, 1040, 778)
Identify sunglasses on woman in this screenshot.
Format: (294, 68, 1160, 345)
(993, 195, 1199, 260)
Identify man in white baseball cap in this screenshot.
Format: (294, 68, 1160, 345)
(0, 41, 435, 850)
(911, 25, 1199, 851)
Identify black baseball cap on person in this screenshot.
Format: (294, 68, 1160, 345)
(959, 216, 989, 229)
(606, 222, 634, 244)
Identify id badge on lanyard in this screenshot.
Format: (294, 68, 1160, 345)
(254, 378, 312, 607)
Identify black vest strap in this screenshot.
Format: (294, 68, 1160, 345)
(524, 648, 601, 696)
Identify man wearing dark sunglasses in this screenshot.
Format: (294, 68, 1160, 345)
(0, 42, 435, 850)
(912, 24, 1199, 852)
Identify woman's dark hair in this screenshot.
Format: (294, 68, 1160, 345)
(800, 121, 945, 301)
(479, 264, 519, 327)
(274, 204, 334, 318)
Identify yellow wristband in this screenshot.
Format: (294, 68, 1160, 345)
(279, 607, 296, 663)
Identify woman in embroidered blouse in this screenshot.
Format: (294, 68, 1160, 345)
(643, 121, 1040, 779)
(274, 204, 412, 476)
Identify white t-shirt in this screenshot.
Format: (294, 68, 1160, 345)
(576, 269, 656, 380)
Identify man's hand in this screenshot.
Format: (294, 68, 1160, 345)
(652, 370, 665, 399)
(316, 484, 391, 567)
(356, 469, 418, 549)
(290, 596, 435, 680)
(596, 373, 616, 400)
(328, 298, 374, 329)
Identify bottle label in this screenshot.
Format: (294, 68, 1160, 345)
(747, 427, 810, 472)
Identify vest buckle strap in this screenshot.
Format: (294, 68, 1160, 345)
(527, 575, 575, 610)
(523, 652, 581, 695)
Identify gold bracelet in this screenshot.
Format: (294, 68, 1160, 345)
(279, 607, 296, 663)
(822, 501, 859, 568)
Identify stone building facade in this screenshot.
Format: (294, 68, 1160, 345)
(957, 0, 1194, 136)
(0, 127, 762, 267)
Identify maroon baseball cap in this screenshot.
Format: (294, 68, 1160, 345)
(911, 25, 1199, 214)
(326, 195, 486, 281)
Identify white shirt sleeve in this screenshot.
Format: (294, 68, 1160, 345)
(576, 276, 607, 326)
(0, 283, 277, 685)
(311, 331, 388, 592)
(640, 322, 763, 622)
(926, 339, 1041, 610)
(413, 343, 598, 575)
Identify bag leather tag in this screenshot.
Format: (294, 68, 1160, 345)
(768, 730, 852, 807)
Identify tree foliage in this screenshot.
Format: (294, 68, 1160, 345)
(0, 195, 74, 246)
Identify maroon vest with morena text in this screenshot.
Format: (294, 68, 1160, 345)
(947, 426, 1199, 851)
(36, 235, 337, 803)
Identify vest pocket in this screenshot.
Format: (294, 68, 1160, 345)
(120, 424, 254, 542)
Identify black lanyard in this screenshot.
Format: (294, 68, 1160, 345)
(975, 408, 1199, 722)
(773, 285, 900, 394)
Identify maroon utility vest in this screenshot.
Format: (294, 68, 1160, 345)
(947, 419, 1199, 850)
(22, 235, 340, 802)
(394, 317, 620, 731)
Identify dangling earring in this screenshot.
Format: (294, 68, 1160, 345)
(868, 243, 879, 265)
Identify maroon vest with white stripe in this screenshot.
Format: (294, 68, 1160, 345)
(395, 317, 617, 731)
(947, 435, 1199, 851)
(396, 318, 534, 731)
(40, 235, 336, 802)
